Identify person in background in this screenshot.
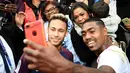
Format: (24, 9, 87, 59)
(92, 1, 120, 46)
(70, 2, 97, 67)
(75, 0, 95, 9)
(116, 0, 130, 61)
(23, 18, 130, 73)
(14, 0, 46, 62)
(0, 0, 25, 65)
(47, 0, 76, 15)
(0, 1, 19, 72)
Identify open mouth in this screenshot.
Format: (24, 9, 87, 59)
(87, 41, 95, 47)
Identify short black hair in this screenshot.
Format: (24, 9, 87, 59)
(83, 18, 105, 28)
(48, 13, 68, 30)
(92, 1, 109, 18)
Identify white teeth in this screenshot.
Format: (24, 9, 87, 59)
(87, 41, 94, 46)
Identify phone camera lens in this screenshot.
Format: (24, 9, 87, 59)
(26, 25, 30, 28)
(32, 30, 37, 36)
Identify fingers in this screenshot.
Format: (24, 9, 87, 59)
(18, 11, 26, 16)
(24, 47, 40, 69)
(28, 64, 37, 70)
(16, 11, 26, 19)
(46, 41, 57, 50)
(46, 41, 53, 46)
(23, 39, 44, 51)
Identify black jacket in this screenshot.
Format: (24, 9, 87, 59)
(58, 0, 76, 14)
(0, 23, 26, 65)
(116, 0, 130, 62)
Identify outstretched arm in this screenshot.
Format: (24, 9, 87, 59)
(23, 39, 116, 73)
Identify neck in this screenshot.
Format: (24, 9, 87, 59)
(32, 0, 40, 8)
(95, 36, 112, 56)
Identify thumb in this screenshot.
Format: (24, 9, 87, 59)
(23, 39, 44, 50)
(46, 41, 53, 46)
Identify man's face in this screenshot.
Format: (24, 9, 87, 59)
(81, 22, 107, 52)
(44, 4, 59, 20)
(73, 7, 89, 27)
(48, 19, 67, 47)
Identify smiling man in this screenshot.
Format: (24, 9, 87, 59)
(48, 14, 73, 61)
(23, 18, 130, 73)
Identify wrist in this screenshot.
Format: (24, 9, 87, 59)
(57, 60, 74, 73)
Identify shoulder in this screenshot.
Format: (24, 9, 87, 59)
(60, 47, 73, 61)
(98, 45, 130, 73)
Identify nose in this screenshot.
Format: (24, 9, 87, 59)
(78, 16, 83, 21)
(54, 31, 59, 37)
(84, 33, 92, 40)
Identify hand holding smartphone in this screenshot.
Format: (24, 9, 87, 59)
(24, 19, 47, 48)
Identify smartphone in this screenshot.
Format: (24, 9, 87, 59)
(122, 18, 130, 25)
(24, 20, 47, 48)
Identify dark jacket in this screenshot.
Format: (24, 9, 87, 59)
(0, 0, 26, 65)
(116, 0, 130, 43)
(58, 0, 76, 14)
(116, 0, 130, 62)
(0, 22, 26, 65)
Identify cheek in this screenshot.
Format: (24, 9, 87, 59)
(59, 33, 66, 39)
(46, 15, 50, 20)
(48, 31, 53, 36)
(96, 34, 104, 44)
(82, 36, 86, 42)
(84, 15, 89, 20)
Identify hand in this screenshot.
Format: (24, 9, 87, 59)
(23, 39, 72, 73)
(15, 11, 26, 27)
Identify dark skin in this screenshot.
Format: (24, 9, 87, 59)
(23, 21, 116, 73)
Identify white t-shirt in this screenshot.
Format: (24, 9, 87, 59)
(97, 45, 130, 73)
(0, 36, 15, 73)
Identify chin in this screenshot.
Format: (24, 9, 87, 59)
(89, 47, 97, 52)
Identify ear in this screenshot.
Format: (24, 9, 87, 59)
(56, 8, 59, 13)
(65, 31, 68, 37)
(103, 27, 108, 36)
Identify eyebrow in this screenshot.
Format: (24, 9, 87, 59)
(81, 27, 95, 33)
(49, 26, 55, 29)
